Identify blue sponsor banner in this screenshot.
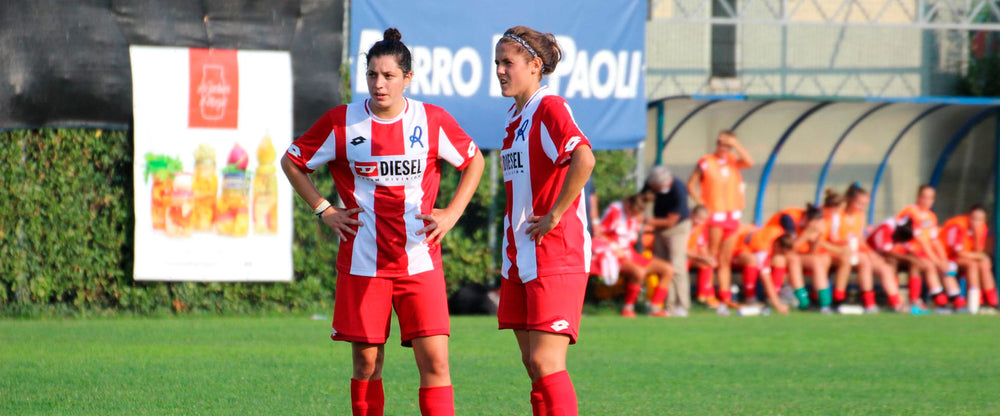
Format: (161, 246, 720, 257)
(350, 0, 646, 150)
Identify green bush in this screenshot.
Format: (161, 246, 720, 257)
(0, 129, 638, 316)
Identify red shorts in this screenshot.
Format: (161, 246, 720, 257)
(707, 210, 742, 238)
(497, 273, 587, 344)
(331, 269, 450, 347)
(623, 248, 651, 268)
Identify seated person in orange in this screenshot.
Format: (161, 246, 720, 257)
(597, 194, 675, 318)
(687, 205, 719, 306)
(687, 130, 753, 310)
(763, 203, 833, 312)
(828, 184, 904, 313)
(940, 204, 997, 313)
(734, 223, 790, 314)
(897, 185, 965, 310)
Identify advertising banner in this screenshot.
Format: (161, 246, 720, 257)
(131, 46, 293, 281)
(0, 0, 343, 135)
(350, 0, 646, 150)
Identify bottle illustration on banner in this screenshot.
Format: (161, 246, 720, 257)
(216, 143, 250, 237)
(253, 134, 279, 234)
(143, 153, 183, 231)
(198, 65, 231, 121)
(166, 172, 194, 237)
(192, 144, 218, 231)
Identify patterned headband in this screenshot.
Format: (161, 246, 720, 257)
(503, 33, 538, 58)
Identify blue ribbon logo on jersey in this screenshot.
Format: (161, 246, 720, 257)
(410, 126, 423, 148)
(515, 119, 529, 141)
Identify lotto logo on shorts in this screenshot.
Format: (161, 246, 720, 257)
(550, 319, 570, 332)
(354, 161, 378, 177)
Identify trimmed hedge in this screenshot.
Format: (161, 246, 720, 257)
(0, 128, 637, 316)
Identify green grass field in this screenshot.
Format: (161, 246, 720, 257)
(3, 311, 999, 415)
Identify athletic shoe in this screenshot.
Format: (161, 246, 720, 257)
(979, 307, 998, 315)
(778, 286, 798, 308)
(820, 306, 834, 315)
(649, 310, 670, 318)
(703, 296, 721, 308)
(933, 307, 953, 315)
(673, 307, 689, 318)
(955, 307, 971, 314)
(716, 305, 731, 316)
(864, 306, 880, 314)
(910, 304, 931, 315)
(837, 304, 864, 315)
(724, 299, 742, 309)
(621, 308, 636, 318)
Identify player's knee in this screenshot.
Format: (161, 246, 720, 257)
(353, 358, 382, 380)
(420, 356, 450, 379)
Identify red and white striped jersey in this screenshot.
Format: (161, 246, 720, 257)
(599, 201, 641, 252)
(286, 98, 479, 277)
(866, 219, 899, 254)
(500, 86, 592, 283)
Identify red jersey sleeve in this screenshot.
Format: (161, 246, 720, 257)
(426, 104, 479, 170)
(285, 106, 346, 173)
(599, 203, 622, 238)
(538, 95, 589, 166)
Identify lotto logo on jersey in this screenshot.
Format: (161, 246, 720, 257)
(354, 161, 378, 177)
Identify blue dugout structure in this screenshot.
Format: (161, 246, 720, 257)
(648, 95, 1000, 282)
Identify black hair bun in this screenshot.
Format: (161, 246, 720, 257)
(383, 28, 402, 41)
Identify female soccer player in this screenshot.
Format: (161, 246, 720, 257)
(897, 185, 965, 310)
(281, 28, 484, 416)
(866, 216, 922, 313)
(597, 194, 675, 318)
(940, 204, 998, 312)
(687, 131, 754, 311)
(495, 25, 595, 416)
(829, 184, 904, 313)
(687, 205, 719, 306)
(763, 204, 832, 312)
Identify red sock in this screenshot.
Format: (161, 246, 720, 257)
(861, 291, 876, 308)
(908, 277, 922, 302)
(742, 266, 759, 300)
(719, 290, 732, 303)
(623, 283, 641, 306)
(985, 287, 999, 307)
(650, 287, 669, 306)
(771, 267, 786, 290)
(530, 381, 547, 416)
(697, 267, 715, 298)
(537, 371, 578, 416)
(834, 289, 847, 303)
(351, 378, 384, 416)
(418, 385, 454, 416)
(953, 296, 967, 309)
(888, 293, 903, 308)
(932, 291, 948, 307)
